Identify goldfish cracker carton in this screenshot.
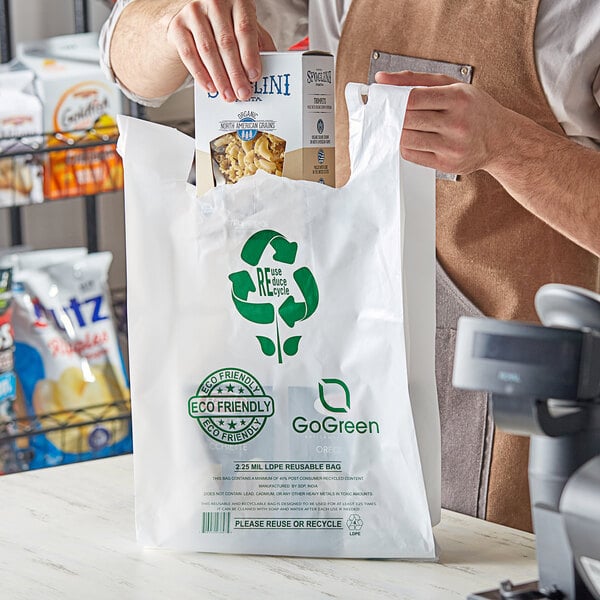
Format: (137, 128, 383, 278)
(195, 51, 335, 195)
(17, 33, 123, 200)
(0, 65, 43, 207)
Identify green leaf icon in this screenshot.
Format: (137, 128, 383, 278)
(229, 270, 275, 324)
(283, 336, 302, 356)
(278, 267, 319, 328)
(241, 230, 297, 266)
(257, 336, 276, 356)
(318, 379, 351, 413)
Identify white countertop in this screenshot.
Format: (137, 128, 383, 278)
(0, 454, 537, 599)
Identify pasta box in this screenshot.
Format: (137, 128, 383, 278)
(195, 51, 335, 195)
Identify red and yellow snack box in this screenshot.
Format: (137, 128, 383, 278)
(17, 33, 123, 200)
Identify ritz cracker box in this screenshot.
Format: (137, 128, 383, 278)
(195, 51, 335, 195)
(17, 32, 123, 200)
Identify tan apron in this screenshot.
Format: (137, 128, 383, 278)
(335, 0, 600, 531)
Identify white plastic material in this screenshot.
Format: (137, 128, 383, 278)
(119, 83, 439, 558)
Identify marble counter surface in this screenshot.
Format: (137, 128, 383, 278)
(0, 455, 537, 599)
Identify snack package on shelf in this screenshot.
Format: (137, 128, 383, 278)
(0, 64, 44, 207)
(0, 267, 25, 474)
(195, 51, 335, 195)
(17, 33, 123, 200)
(2, 249, 132, 470)
(1, 246, 87, 270)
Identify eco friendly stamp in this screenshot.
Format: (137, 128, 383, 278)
(188, 368, 274, 445)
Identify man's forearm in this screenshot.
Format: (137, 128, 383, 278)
(110, 0, 191, 99)
(374, 71, 600, 258)
(486, 110, 600, 258)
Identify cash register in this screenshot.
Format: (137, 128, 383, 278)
(453, 284, 600, 600)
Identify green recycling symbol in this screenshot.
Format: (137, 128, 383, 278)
(228, 229, 318, 363)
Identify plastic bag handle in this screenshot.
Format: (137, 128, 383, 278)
(344, 83, 412, 184)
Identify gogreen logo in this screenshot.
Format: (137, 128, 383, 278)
(228, 229, 318, 363)
(292, 378, 381, 435)
(188, 368, 274, 445)
(318, 378, 350, 413)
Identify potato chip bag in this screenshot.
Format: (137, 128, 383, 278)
(8, 250, 131, 468)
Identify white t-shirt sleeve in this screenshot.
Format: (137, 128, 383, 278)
(99, 0, 192, 108)
(308, 0, 351, 54)
(256, 0, 308, 50)
(534, 0, 600, 150)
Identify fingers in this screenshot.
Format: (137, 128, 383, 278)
(400, 129, 462, 174)
(401, 107, 472, 173)
(401, 129, 442, 154)
(257, 23, 276, 52)
(401, 109, 458, 169)
(208, 0, 254, 100)
(408, 84, 465, 110)
(167, 0, 267, 102)
(403, 109, 447, 133)
(400, 148, 440, 170)
(168, 18, 215, 94)
(232, 1, 264, 80)
(375, 70, 503, 174)
(375, 70, 469, 111)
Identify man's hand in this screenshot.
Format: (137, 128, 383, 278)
(166, 0, 276, 102)
(375, 70, 600, 258)
(109, 0, 276, 102)
(375, 71, 513, 175)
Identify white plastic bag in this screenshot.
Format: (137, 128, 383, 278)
(119, 83, 439, 558)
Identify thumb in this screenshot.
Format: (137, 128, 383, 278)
(375, 70, 460, 87)
(258, 24, 277, 52)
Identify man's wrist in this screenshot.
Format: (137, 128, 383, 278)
(483, 109, 537, 179)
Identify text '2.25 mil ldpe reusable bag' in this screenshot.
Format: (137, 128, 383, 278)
(118, 83, 440, 558)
